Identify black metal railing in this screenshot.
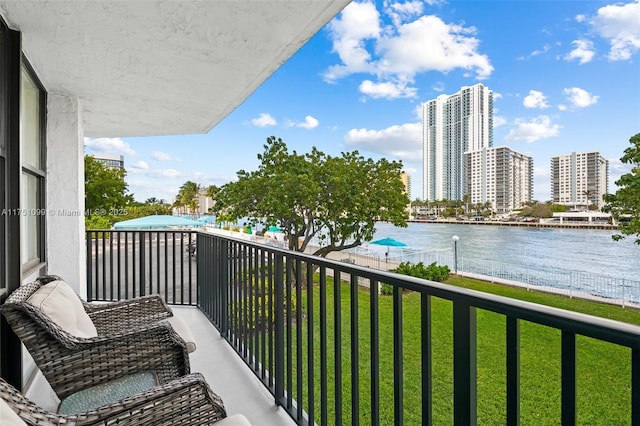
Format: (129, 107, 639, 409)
(87, 230, 640, 425)
(86, 230, 197, 305)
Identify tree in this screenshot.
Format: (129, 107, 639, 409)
(603, 133, 640, 244)
(212, 136, 409, 257)
(173, 181, 201, 215)
(84, 155, 133, 218)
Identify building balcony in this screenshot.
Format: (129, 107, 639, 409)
(67, 230, 640, 425)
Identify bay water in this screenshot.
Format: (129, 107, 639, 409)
(369, 222, 640, 282)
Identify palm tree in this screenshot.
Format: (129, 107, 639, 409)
(583, 189, 594, 209)
(463, 194, 471, 217)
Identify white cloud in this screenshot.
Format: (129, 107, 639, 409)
(131, 161, 149, 170)
(157, 169, 182, 178)
(84, 137, 135, 156)
(250, 113, 277, 127)
(375, 15, 493, 79)
(590, 0, 640, 60)
(324, 2, 493, 99)
(384, 0, 424, 27)
(493, 116, 507, 127)
(344, 122, 422, 161)
(575, 14, 586, 23)
(151, 151, 172, 161)
(323, 1, 381, 81)
(298, 115, 320, 129)
(523, 90, 550, 109)
(564, 39, 596, 64)
(504, 116, 561, 143)
(286, 115, 320, 129)
(563, 87, 599, 108)
(359, 80, 417, 99)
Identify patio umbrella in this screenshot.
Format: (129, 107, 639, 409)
(369, 237, 407, 258)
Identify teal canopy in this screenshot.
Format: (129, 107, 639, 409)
(113, 215, 202, 230)
(370, 237, 407, 247)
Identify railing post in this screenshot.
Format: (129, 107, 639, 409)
(506, 316, 520, 425)
(393, 286, 403, 425)
(274, 254, 285, 407)
(453, 301, 477, 426)
(632, 348, 639, 425)
(561, 331, 576, 426)
(219, 239, 229, 337)
(139, 232, 146, 296)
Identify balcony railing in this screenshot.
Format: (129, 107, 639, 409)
(86, 230, 640, 425)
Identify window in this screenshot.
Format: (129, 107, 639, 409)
(20, 61, 46, 271)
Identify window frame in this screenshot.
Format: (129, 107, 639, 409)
(20, 57, 47, 274)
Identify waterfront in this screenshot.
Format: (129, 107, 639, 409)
(368, 221, 640, 282)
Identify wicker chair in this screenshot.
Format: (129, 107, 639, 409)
(0, 373, 228, 425)
(0, 276, 191, 400)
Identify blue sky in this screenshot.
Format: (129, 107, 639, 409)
(84, 0, 640, 203)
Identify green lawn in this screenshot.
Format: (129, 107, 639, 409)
(275, 275, 640, 425)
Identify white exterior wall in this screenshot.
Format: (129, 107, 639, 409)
(551, 151, 608, 210)
(466, 146, 533, 214)
(423, 84, 492, 201)
(46, 94, 85, 297)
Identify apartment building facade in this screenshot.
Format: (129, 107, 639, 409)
(423, 83, 493, 201)
(551, 151, 608, 210)
(91, 153, 125, 169)
(465, 146, 533, 214)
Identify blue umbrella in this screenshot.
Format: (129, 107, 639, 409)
(370, 237, 407, 258)
(370, 237, 407, 247)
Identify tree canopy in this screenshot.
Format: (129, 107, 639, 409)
(212, 136, 409, 256)
(84, 155, 133, 217)
(172, 181, 201, 214)
(603, 132, 640, 244)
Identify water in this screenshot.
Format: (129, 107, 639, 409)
(368, 222, 640, 281)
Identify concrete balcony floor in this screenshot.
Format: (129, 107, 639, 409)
(174, 306, 294, 425)
(26, 306, 294, 425)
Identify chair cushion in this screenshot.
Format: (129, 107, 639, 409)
(58, 371, 157, 415)
(166, 315, 196, 353)
(26, 280, 98, 338)
(214, 414, 252, 426)
(0, 398, 27, 425)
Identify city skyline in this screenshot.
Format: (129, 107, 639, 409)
(82, 0, 640, 203)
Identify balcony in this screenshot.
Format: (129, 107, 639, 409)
(82, 229, 640, 425)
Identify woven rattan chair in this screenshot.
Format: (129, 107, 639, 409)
(0, 276, 191, 401)
(0, 373, 227, 425)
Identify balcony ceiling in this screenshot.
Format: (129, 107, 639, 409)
(0, 0, 350, 137)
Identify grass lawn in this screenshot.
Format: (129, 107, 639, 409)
(276, 274, 640, 425)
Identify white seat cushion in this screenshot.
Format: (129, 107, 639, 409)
(214, 414, 252, 426)
(0, 398, 27, 426)
(166, 315, 196, 353)
(26, 280, 98, 338)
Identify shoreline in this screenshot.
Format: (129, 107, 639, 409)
(407, 219, 618, 230)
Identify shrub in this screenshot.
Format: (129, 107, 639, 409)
(381, 262, 451, 295)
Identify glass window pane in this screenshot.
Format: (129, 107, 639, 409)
(21, 172, 41, 264)
(21, 66, 41, 169)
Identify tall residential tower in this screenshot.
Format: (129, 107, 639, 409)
(551, 151, 608, 210)
(465, 146, 533, 214)
(422, 83, 493, 201)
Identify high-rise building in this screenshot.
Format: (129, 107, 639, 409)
(423, 83, 493, 201)
(551, 151, 608, 210)
(400, 171, 411, 198)
(92, 153, 124, 169)
(465, 146, 533, 214)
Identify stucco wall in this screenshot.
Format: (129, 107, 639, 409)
(46, 94, 85, 297)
